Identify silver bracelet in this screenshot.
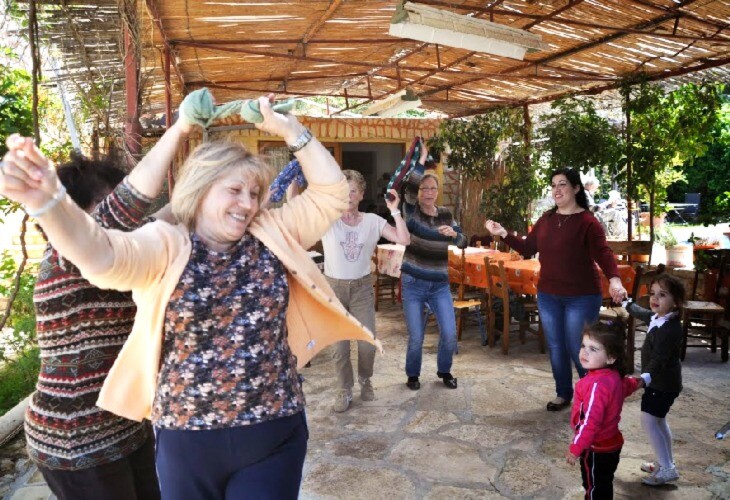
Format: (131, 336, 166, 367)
(26, 184, 67, 218)
(287, 128, 313, 153)
(390, 210, 401, 217)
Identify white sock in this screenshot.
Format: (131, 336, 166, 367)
(656, 417, 675, 468)
(641, 411, 673, 469)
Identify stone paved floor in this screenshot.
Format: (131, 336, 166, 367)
(4, 301, 730, 499)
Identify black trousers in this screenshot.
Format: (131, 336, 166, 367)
(580, 447, 621, 500)
(39, 434, 160, 500)
(155, 411, 308, 499)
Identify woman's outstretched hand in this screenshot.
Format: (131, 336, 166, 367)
(484, 220, 507, 238)
(254, 94, 306, 146)
(1, 135, 61, 213)
(385, 189, 400, 212)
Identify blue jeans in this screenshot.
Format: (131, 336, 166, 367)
(402, 273, 457, 376)
(537, 292, 602, 401)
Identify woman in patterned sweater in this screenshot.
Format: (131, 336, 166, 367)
(1, 95, 378, 499)
(22, 116, 192, 499)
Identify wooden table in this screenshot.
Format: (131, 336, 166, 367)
(376, 244, 636, 299)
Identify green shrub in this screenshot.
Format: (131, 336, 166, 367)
(0, 347, 40, 416)
(0, 252, 39, 416)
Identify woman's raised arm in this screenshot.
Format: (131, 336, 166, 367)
(1, 136, 115, 275)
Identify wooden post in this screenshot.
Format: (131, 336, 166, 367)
(625, 91, 633, 241)
(124, 6, 142, 166)
(523, 104, 532, 233)
(164, 45, 175, 196)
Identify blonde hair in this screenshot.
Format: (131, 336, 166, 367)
(343, 169, 366, 193)
(171, 141, 274, 228)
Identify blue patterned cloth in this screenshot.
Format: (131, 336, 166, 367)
(268, 160, 307, 203)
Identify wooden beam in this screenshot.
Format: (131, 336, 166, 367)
(164, 45, 174, 196)
(145, 0, 186, 93)
(171, 38, 399, 45)
(627, 0, 728, 31)
(302, 0, 343, 44)
(124, 19, 141, 163)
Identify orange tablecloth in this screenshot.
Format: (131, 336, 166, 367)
(376, 245, 495, 279)
(464, 256, 635, 298)
(376, 244, 635, 298)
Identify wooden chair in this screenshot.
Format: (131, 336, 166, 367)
(372, 251, 398, 311)
(606, 240, 653, 266)
(680, 250, 729, 362)
(623, 264, 666, 370)
(447, 249, 487, 345)
(601, 240, 655, 318)
(484, 256, 544, 355)
(490, 234, 505, 251)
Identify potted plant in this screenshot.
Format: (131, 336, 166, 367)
(689, 233, 720, 251)
(655, 226, 693, 267)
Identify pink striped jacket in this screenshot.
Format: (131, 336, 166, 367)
(569, 368, 641, 456)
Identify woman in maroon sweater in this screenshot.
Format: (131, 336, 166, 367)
(485, 168, 627, 411)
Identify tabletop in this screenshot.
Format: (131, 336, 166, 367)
(376, 244, 635, 299)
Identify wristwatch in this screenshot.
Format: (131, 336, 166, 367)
(287, 128, 313, 153)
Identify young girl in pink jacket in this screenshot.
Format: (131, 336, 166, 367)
(565, 321, 643, 499)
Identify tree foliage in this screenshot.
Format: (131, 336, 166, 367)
(666, 97, 730, 224)
(537, 97, 622, 177)
(432, 109, 524, 181)
(430, 108, 540, 234)
(481, 144, 543, 233)
(621, 80, 724, 215)
(0, 47, 34, 157)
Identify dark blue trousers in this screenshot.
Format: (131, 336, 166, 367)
(155, 412, 308, 500)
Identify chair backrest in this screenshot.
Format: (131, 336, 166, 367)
(484, 257, 509, 303)
(469, 233, 493, 248)
(447, 249, 466, 300)
(685, 192, 701, 205)
(607, 240, 653, 266)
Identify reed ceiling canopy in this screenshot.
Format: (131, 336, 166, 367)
(22, 0, 730, 122)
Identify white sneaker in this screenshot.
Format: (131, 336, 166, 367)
(641, 461, 674, 473)
(333, 390, 352, 413)
(640, 461, 657, 473)
(642, 466, 679, 486)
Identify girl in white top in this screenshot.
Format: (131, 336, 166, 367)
(319, 170, 410, 412)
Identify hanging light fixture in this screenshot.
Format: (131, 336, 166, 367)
(362, 89, 422, 117)
(389, 1, 549, 61)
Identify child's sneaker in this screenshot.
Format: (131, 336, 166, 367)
(642, 466, 679, 486)
(640, 461, 657, 473)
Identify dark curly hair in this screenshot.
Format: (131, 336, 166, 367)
(546, 167, 589, 214)
(650, 273, 686, 313)
(583, 319, 628, 376)
(56, 153, 126, 211)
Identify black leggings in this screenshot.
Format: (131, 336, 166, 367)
(580, 448, 621, 500)
(39, 435, 160, 500)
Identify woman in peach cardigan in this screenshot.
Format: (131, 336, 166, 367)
(0, 96, 378, 499)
